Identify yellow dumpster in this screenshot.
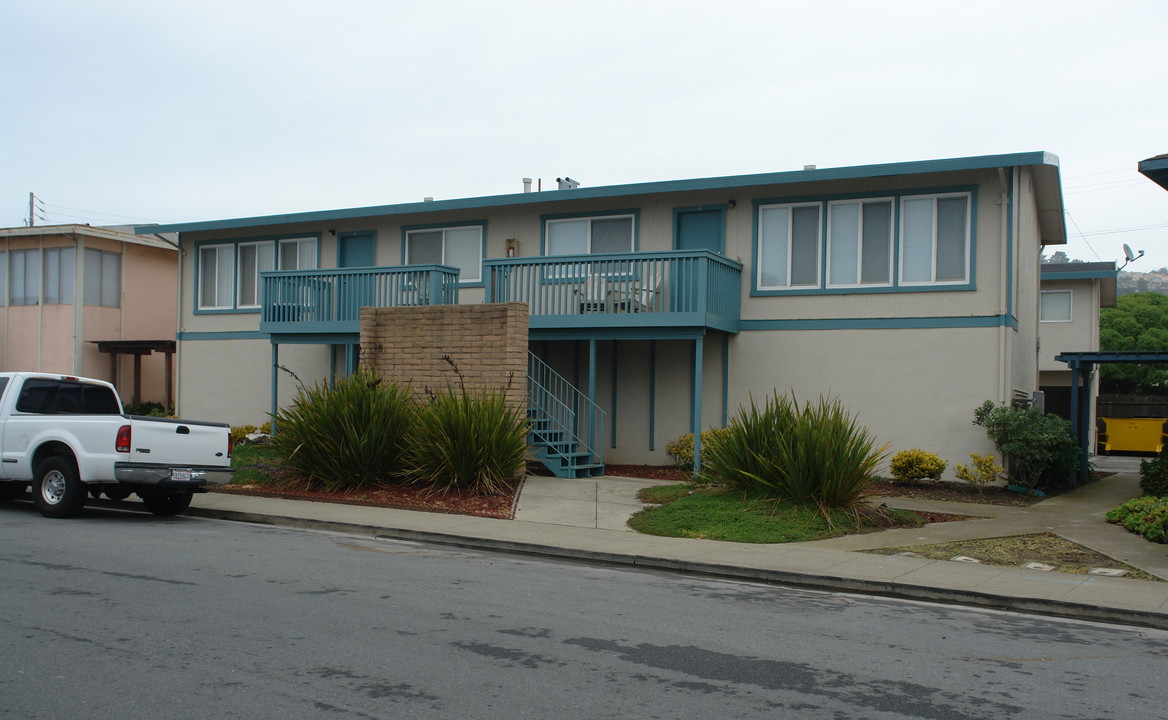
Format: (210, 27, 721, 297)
(1098, 417, 1167, 454)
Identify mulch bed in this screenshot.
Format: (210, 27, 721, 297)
(866, 479, 1048, 507)
(214, 482, 518, 519)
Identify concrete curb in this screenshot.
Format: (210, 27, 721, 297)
(188, 505, 1168, 632)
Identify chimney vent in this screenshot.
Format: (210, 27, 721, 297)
(522, 178, 533, 193)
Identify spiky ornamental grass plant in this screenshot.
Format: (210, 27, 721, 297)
(406, 382, 530, 495)
(700, 392, 886, 508)
(269, 367, 415, 491)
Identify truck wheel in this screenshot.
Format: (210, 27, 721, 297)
(142, 491, 193, 516)
(0, 482, 28, 502)
(33, 457, 87, 518)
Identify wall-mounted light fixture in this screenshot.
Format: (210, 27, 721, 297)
(328, 228, 336, 236)
(506, 239, 517, 258)
(728, 199, 737, 209)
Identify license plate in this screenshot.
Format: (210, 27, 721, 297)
(170, 468, 192, 482)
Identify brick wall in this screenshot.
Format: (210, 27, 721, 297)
(358, 303, 529, 409)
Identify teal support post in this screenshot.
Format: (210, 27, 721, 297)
(649, 340, 656, 451)
(721, 334, 729, 427)
(610, 341, 618, 449)
(345, 343, 356, 375)
(588, 339, 598, 461)
(270, 341, 279, 434)
(692, 335, 704, 475)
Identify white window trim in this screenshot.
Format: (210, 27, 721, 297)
(545, 214, 636, 255)
(1040, 289, 1073, 323)
(756, 201, 822, 290)
(405, 225, 484, 283)
(198, 243, 234, 311)
(826, 197, 894, 289)
(897, 191, 972, 286)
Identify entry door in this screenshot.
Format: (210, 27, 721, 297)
(675, 208, 724, 253)
(338, 232, 376, 321)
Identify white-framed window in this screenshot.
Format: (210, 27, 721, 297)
(899, 193, 970, 285)
(10, 249, 40, 306)
(757, 202, 821, 289)
(405, 225, 483, 283)
(827, 199, 893, 287)
(546, 215, 634, 256)
(198, 244, 234, 310)
(83, 248, 120, 307)
(44, 247, 77, 305)
(1040, 290, 1072, 322)
(236, 237, 316, 308)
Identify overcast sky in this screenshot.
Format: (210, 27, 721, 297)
(3, 1, 1166, 269)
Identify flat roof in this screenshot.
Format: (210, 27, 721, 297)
(135, 151, 1065, 243)
(1, 224, 177, 251)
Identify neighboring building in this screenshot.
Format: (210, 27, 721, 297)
(0, 224, 178, 407)
(138, 152, 1067, 477)
(1037, 262, 1118, 453)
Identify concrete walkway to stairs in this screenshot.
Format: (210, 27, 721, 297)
(187, 455, 1168, 630)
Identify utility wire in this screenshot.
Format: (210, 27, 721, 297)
(1064, 210, 1102, 261)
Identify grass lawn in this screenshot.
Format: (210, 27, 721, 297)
(229, 443, 283, 485)
(630, 483, 924, 543)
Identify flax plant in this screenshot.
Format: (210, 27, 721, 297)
(269, 367, 415, 490)
(406, 383, 529, 495)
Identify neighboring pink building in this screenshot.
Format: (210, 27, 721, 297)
(0, 224, 178, 407)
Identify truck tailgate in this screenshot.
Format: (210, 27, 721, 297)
(128, 416, 231, 467)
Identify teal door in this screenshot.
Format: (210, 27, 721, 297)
(673, 208, 724, 311)
(339, 232, 375, 267)
(675, 207, 724, 253)
(337, 232, 376, 323)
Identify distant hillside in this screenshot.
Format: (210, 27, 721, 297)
(1118, 270, 1168, 296)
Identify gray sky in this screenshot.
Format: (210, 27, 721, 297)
(3, 0, 1166, 269)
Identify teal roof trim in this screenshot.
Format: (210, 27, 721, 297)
(136, 151, 1061, 235)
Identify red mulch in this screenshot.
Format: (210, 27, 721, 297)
(214, 481, 518, 519)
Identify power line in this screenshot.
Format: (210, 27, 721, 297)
(1064, 211, 1102, 261)
(40, 201, 156, 223)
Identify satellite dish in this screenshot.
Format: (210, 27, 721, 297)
(1124, 244, 1136, 262)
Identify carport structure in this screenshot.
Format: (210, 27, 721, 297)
(1056, 350, 1168, 484)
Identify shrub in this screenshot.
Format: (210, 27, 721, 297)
(954, 453, 1003, 491)
(269, 367, 415, 491)
(972, 400, 1079, 491)
(405, 383, 529, 495)
(1139, 449, 1168, 497)
(888, 449, 947, 484)
(231, 421, 273, 446)
(1107, 496, 1168, 543)
(666, 428, 733, 469)
(123, 400, 168, 417)
(701, 392, 887, 508)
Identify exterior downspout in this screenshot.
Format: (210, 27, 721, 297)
(174, 236, 184, 416)
(997, 168, 1011, 405)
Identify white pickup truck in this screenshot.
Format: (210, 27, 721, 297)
(0, 372, 233, 518)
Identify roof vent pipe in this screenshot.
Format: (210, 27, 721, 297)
(423, 197, 434, 202)
(803, 165, 816, 171)
(522, 178, 533, 193)
(556, 177, 580, 190)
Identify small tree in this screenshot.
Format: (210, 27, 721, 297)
(972, 401, 1078, 491)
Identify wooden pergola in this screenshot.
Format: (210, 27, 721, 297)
(89, 339, 176, 410)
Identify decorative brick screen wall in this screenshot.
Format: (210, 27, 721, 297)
(358, 303, 529, 410)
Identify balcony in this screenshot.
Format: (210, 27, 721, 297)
(257, 251, 741, 338)
(258, 264, 460, 335)
(484, 250, 742, 337)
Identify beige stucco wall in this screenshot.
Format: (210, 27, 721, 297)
(176, 338, 329, 425)
(1038, 279, 1100, 371)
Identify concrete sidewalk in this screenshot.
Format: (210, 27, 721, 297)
(188, 466, 1168, 630)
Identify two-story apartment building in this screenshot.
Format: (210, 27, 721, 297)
(138, 152, 1067, 478)
(0, 224, 178, 407)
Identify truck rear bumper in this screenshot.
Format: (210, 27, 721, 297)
(114, 463, 234, 487)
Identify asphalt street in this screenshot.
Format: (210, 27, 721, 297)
(3, 504, 1167, 719)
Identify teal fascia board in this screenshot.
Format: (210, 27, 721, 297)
(1040, 269, 1118, 281)
(137, 152, 1060, 235)
(177, 330, 269, 341)
(740, 315, 1019, 331)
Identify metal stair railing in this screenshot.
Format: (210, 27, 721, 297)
(528, 352, 605, 471)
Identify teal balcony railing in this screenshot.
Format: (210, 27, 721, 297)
(484, 250, 742, 333)
(258, 264, 460, 335)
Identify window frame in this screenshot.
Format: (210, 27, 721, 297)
(542, 211, 638, 256)
(43, 246, 77, 305)
(401, 222, 486, 285)
(756, 201, 823, 291)
(194, 234, 320, 314)
(82, 248, 121, 308)
(9, 248, 40, 306)
(825, 197, 894, 289)
(751, 187, 976, 297)
(1040, 289, 1073, 323)
(897, 191, 972, 287)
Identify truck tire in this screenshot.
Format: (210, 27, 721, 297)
(141, 491, 193, 517)
(32, 457, 87, 518)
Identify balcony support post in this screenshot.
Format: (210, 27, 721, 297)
(692, 334, 704, 476)
(270, 341, 279, 434)
(588, 338, 597, 462)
